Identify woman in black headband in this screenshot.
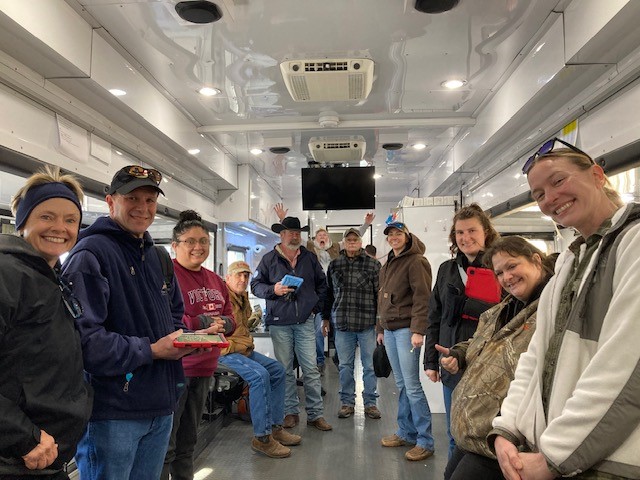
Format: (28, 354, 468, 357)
(0, 166, 92, 479)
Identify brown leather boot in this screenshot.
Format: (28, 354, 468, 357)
(283, 414, 299, 429)
(251, 436, 291, 458)
(272, 426, 302, 446)
(405, 445, 434, 461)
(307, 417, 333, 431)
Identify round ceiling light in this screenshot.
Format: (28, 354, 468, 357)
(441, 79, 467, 89)
(412, 143, 427, 150)
(250, 148, 263, 155)
(175, 1, 222, 24)
(199, 86, 221, 96)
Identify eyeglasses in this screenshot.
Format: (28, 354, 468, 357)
(177, 238, 210, 247)
(59, 277, 83, 319)
(522, 138, 592, 175)
(118, 165, 163, 185)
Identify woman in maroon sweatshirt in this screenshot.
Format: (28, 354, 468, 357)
(161, 210, 235, 480)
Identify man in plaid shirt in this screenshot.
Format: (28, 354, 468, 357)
(322, 228, 381, 420)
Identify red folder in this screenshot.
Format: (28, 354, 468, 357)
(464, 267, 501, 304)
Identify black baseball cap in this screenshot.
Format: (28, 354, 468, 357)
(108, 165, 165, 195)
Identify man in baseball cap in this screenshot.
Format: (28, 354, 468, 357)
(107, 165, 165, 195)
(220, 260, 302, 457)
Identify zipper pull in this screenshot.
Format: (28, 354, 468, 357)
(130, 266, 135, 276)
(123, 372, 133, 392)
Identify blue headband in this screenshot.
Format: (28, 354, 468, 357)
(15, 182, 83, 231)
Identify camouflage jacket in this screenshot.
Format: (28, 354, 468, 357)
(449, 296, 538, 458)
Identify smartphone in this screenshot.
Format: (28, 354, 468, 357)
(173, 333, 230, 348)
(465, 267, 501, 304)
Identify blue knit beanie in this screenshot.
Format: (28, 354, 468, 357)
(15, 182, 83, 230)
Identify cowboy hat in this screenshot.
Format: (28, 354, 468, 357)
(271, 216, 310, 233)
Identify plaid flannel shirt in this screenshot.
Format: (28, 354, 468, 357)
(323, 249, 380, 332)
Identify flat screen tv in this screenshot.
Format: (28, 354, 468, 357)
(302, 166, 375, 211)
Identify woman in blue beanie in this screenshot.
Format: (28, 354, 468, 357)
(0, 166, 92, 479)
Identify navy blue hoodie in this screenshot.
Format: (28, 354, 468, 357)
(62, 217, 185, 420)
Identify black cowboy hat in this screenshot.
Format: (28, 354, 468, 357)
(271, 216, 310, 233)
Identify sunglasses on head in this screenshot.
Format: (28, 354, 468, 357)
(118, 165, 163, 185)
(522, 138, 593, 175)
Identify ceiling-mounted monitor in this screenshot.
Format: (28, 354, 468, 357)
(301, 166, 375, 211)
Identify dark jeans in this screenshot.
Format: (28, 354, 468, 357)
(161, 376, 211, 480)
(1, 473, 69, 480)
(445, 446, 504, 480)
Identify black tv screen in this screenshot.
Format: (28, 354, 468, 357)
(302, 166, 375, 211)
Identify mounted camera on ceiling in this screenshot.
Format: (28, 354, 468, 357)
(175, 1, 222, 24)
(414, 0, 460, 14)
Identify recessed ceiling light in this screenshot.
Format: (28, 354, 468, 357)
(188, 148, 200, 155)
(199, 87, 221, 96)
(250, 148, 263, 155)
(109, 88, 127, 97)
(441, 79, 466, 89)
(115, 150, 123, 156)
(412, 143, 427, 150)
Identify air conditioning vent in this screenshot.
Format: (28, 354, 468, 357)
(281, 58, 374, 102)
(309, 136, 366, 164)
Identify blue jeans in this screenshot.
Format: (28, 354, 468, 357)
(161, 376, 210, 480)
(219, 350, 286, 436)
(270, 315, 324, 420)
(384, 328, 435, 451)
(314, 312, 325, 366)
(75, 415, 173, 480)
(443, 384, 456, 459)
(334, 326, 378, 406)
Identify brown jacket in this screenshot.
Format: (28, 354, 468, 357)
(222, 290, 254, 356)
(377, 233, 432, 334)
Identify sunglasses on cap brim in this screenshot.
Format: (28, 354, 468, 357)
(522, 138, 593, 175)
(117, 165, 163, 185)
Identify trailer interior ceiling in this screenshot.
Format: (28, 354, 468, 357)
(1, 0, 640, 225)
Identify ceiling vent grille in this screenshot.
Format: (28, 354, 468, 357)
(309, 136, 366, 164)
(280, 59, 374, 102)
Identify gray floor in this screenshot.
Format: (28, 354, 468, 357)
(193, 355, 448, 480)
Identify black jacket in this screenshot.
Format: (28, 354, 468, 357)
(0, 235, 92, 475)
(424, 252, 498, 389)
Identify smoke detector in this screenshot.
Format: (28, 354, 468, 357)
(319, 112, 339, 128)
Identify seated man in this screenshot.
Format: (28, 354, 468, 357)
(219, 261, 302, 458)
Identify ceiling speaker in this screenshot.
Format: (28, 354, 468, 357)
(415, 0, 460, 14)
(175, 1, 222, 24)
(269, 147, 291, 154)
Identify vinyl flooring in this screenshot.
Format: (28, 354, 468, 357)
(193, 354, 448, 480)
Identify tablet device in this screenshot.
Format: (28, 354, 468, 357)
(465, 267, 501, 304)
(173, 333, 230, 348)
(281, 274, 304, 288)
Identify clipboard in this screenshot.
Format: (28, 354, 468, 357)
(173, 333, 230, 348)
(464, 267, 501, 304)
